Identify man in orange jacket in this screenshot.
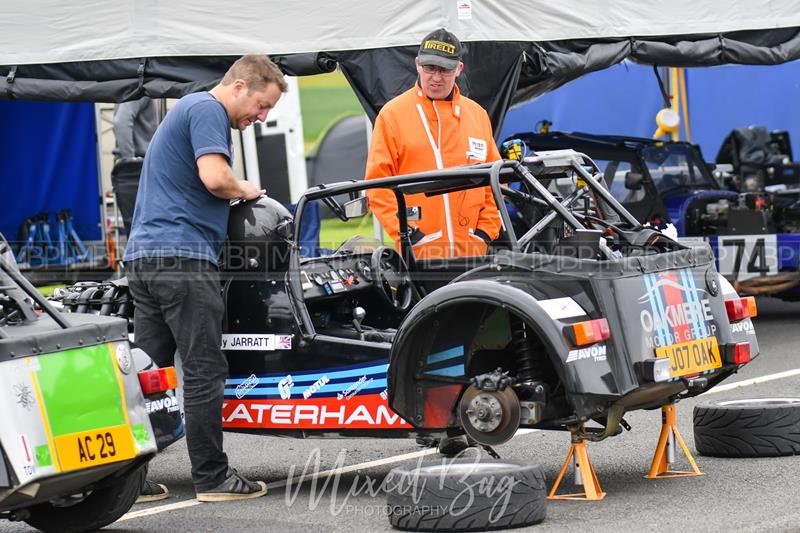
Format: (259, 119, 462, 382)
(365, 28, 502, 259)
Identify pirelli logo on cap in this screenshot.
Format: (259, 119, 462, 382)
(422, 40, 456, 55)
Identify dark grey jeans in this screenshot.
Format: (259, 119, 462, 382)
(126, 257, 229, 491)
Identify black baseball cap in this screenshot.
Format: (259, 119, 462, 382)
(418, 28, 463, 70)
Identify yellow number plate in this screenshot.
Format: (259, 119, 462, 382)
(54, 424, 137, 472)
(655, 337, 722, 378)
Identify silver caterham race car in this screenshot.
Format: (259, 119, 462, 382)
(58, 150, 760, 447)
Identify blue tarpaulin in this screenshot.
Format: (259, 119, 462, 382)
(0, 101, 101, 246)
(501, 60, 800, 162)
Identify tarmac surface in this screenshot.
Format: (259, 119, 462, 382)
(2, 297, 799, 533)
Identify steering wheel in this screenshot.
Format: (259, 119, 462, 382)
(370, 246, 415, 312)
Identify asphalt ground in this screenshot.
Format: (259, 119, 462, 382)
(2, 297, 799, 533)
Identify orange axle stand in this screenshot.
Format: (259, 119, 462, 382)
(548, 426, 606, 501)
(646, 403, 703, 478)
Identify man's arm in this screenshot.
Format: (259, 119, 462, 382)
(475, 187, 502, 242)
(197, 153, 264, 200)
(475, 131, 503, 241)
(365, 114, 402, 241)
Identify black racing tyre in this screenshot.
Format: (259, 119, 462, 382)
(385, 459, 546, 531)
(24, 463, 146, 532)
(693, 398, 800, 457)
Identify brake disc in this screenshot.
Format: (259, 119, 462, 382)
(458, 384, 521, 446)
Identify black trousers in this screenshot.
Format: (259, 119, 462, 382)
(126, 257, 229, 491)
(111, 160, 143, 234)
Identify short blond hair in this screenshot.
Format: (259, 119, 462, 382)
(221, 55, 288, 93)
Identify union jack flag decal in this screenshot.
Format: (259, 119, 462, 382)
(276, 335, 292, 350)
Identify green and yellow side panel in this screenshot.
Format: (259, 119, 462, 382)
(0, 342, 157, 485)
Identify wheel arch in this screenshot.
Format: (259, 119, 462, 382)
(388, 279, 571, 428)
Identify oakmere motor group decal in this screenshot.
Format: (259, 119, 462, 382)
(638, 269, 717, 349)
(222, 360, 411, 429)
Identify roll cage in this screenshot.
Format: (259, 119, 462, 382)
(286, 150, 682, 339)
(0, 236, 71, 333)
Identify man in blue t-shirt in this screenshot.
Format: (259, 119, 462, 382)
(124, 55, 287, 502)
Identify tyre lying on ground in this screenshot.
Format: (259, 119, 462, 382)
(693, 398, 800, 457)
(385, 459, 546, 532)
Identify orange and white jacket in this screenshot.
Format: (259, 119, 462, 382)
(365, 83, 502, 259)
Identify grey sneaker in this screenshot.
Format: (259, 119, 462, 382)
(136, 479, 170, 504)
(196, 470, 267, 502)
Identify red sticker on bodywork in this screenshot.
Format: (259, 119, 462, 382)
(422, 384, 463, 428)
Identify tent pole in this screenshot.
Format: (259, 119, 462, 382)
(155, 98, 167, 123)
(94, 103, 113, 272)
(670, 68, 680, 141)
(678, 68, 691, 143)
(242, 127, 261, 188)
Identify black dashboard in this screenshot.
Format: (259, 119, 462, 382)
(299, 252, 404, 330)
(299, 255, 376, 300)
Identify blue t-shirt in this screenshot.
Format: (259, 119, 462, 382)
(124, 92, 232, 265)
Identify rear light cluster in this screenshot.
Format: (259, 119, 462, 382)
(640, 358, 672, 383)
(724, 342, 751, 365)
(725, 297, 757, 322)
(563, 318, 610, 347)
(138, 367, 178, 397)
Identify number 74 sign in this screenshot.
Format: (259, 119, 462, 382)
(717, 235, 778, 281)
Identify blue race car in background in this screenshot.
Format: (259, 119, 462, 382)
(507, 131, 800, 300)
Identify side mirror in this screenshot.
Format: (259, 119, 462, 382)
(625, 171, 644, 190)
(343, 196, 370, 218)
(275, 218, 295, 241)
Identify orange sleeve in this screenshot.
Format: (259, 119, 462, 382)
(365, 112, 401, 241)
(476, 121, 503, 240)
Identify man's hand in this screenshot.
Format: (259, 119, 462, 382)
(239, 180, 266, 200)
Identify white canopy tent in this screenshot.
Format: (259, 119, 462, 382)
(5, 0, 800, 63)
(3, 0, 800, 270)
(3, 0, 800, 129)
